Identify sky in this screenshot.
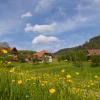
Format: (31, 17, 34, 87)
(0, 0, 100, 52)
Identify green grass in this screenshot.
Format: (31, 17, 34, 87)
(0, 61, 100, 100)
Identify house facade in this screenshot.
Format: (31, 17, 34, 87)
(33, 50, 53, 63)
(87, 49, 100, 60)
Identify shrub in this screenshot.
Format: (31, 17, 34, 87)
(32, 57, 39, 63)
(91, 55, 100, 67)
(18, 54, 25, 63)
(0, 54, 13, 68)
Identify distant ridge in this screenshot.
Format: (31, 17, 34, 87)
(55, 35, 100, 55)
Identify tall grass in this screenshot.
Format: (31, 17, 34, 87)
(0, 62, 100, 100)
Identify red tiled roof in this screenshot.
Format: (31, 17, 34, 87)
(33, 50, 48, 58)
(87, 49, 100, 56)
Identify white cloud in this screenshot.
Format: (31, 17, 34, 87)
(32, 35, 58, 45)
(77, 0, 100, 25)
(56, 15, 89, 33)
(25, 15, 88, 34)
(34, 0, 55, 14)
(25, 23, 56, 33)
(21, 12, 32, 18)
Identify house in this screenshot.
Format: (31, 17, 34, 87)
(33, 50, 53, 63)
(87, 49, 100, 60)
(8, 47, 18, 61)
(10, 48, 18, 54)
(11, 48, 18, 61)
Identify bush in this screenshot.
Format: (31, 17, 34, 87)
(91, 55, 100, 67)
(18, 54, 26, 63)
(0, 54, 13, 68)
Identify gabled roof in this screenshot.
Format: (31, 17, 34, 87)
(87, 49, 100, 56)
(33, 50, 48, 58)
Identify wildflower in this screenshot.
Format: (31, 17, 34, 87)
(66, 74, 71, 79)
(41, 83, 45, 86)
(89, 80, 93, 83)
(10, 68, 15, 73)
(61, 69, 65, 73)
(49, 88, 56, 94)
(75, 88, 80, 95)
(8, 61, 11, 64)
(67, 79, 73, 83)
(18, 80, 23, 85)
(90, 82, 94, 86)
(31, 77, 34, 79)
(12, 80, 15, 83)
(75, 72, 80, 75)
(26, 95, 29, 98)
(1, 49, 8, 54)
(87, 85, 90, 88)
(94, 75, 98, 79)
(33, 82, 36, 85)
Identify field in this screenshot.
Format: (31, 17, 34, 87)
(0, 61, 100, 100)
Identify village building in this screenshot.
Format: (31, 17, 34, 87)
(33, 50, 53, 63)
(87, 49, 100, 60)
(9, 48, 18, 61)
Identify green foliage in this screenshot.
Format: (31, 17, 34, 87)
(0, 62, 100, 100)
(73, 61, 83, 68)
(0, 54, 13, 68)
(18, 53, 26, 63)
(0, 54, 11, 62)
(91, 55, 100, 67)
(19, 50, 36, 55)
(57, 50, 87, 62)
(55, 35, 100, 62)
(32, 57, 39, 63)
(18, 50, 36, 63)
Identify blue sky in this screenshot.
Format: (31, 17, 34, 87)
(0, 0, 100, 52)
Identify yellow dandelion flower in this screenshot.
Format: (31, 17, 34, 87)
(94, 75, 98, 79)
(1, 49, 8, 54)
(33, 82, 36, 85)
(49, 88, 56, 94)
(31, 77, 34, 79)
(8, 61, 11, 64)
(90, 82, 94, 86)
(41, 83, 45, 86)
(10, 68, 15, 73)
(18, 80, 23, 85)
(12, 80, 15, 83)
(67, 79, 73, 83)
(66, 74, 71, 79)
(61, 69, 65, 73)
(87, 85, 90, 88)
(75, 72, 80, 75)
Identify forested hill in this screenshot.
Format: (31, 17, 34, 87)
(55, 35, 100, 56)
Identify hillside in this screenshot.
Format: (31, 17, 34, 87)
(54, 35, 100, 61)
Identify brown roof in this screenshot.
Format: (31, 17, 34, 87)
(33, 50, 48, 58)
(87, 49, 100, 56)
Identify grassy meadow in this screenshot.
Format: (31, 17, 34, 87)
(0, 61, 100, 100)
